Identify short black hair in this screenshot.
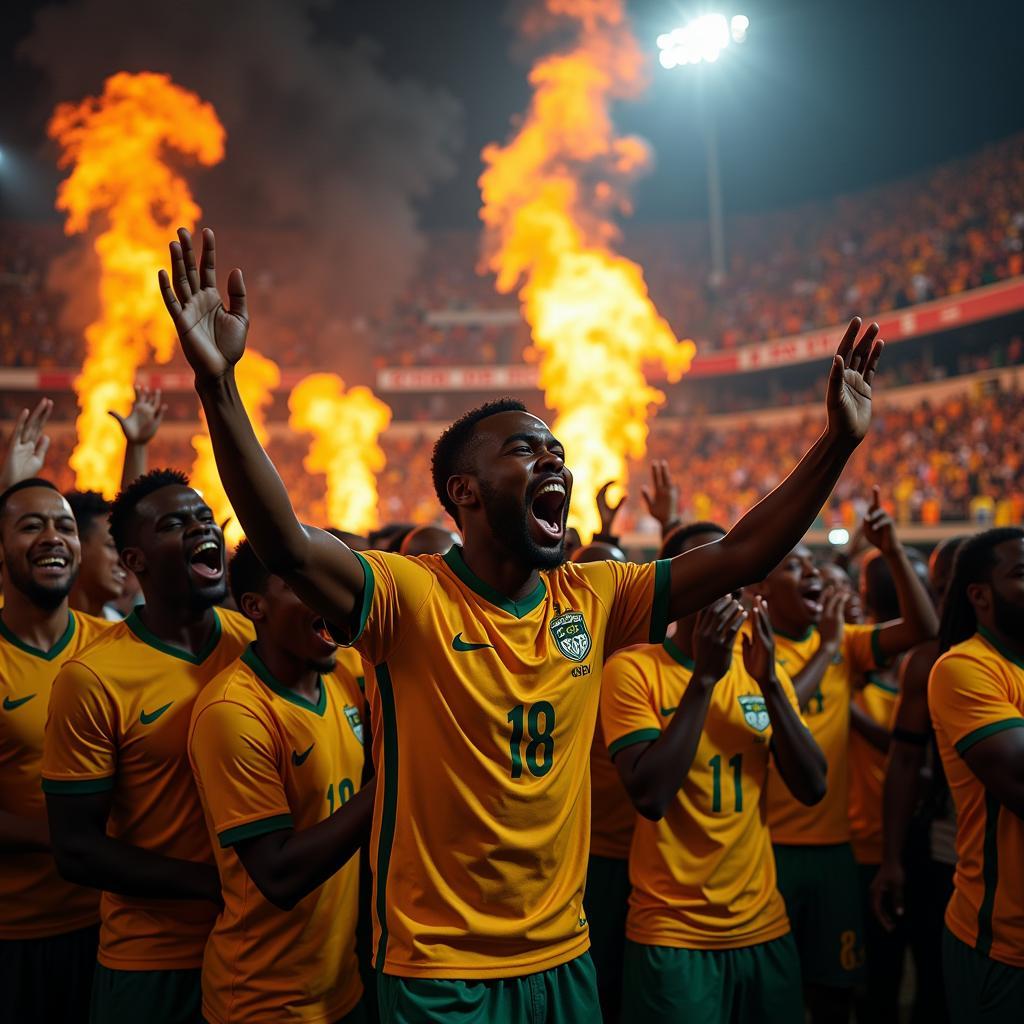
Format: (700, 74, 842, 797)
(228, 539, 272, 611)
(65, 490, 112, 540)
(0, 477, 61, 520)
(108, 468, 190, 553)
(431, 398, 528, 523)
(939, 527, 1024, 652)
(660, 521, 726, 560)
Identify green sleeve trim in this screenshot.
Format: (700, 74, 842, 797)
(870, 626, 888, 669)
(607, 728, 661, 758)
(954, 718, 1024, 757)
(218, 813, 294, 848)
(648, 559, 671, 644)
(41, 776, 115, 795)
(347, 552, 375, 645)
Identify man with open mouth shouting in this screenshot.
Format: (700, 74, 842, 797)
(42, 469, 253, 1024)
(159, 226, 883, 1023)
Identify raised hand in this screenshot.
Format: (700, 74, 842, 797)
(596, 481, 627, 536)
(158, 227, 248, 380)
(1, 398, 53, 490)
(691, 596, 747, 685)
(641, 460, 679, 530)
(109, 385, 167, 446)
(826, 317, 884, 444)
(741, 596, 776, 688)
(861, 485, 898, 557)
(819, 586, 849, 653)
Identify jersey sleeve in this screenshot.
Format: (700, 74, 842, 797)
(189, 700, 292, 847)
(339, 550, 436, 666)
(928, 652, 1024, 757)
(844, 623, 885, 674)
(601, 652, 662, 758)
(583, 559, 671, 655)
(41, 660, 117, 794)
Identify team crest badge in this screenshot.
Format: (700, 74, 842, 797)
(738, 695, 770, 732)
(550, 610, 591, 663)
(344, 705, 364, 744)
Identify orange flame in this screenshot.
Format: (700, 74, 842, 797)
(49, 72, 225, 496)
(480, 0, 695, 540)
(190, 349, 281, 548)
(287, 374, 392, 534)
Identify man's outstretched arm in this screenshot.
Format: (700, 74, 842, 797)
(158, 227, 364, 625)
(666, 318, 884, 620)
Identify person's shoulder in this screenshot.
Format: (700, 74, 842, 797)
(61, 616, 133, 669)
(193, 656, 267, 725)
(217, 606, 256, 642)
(607, 641, 667, 674)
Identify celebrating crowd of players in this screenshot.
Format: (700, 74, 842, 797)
(0, 227, 1020, 1024)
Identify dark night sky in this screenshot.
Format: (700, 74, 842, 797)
(2, 0, 1024, 229)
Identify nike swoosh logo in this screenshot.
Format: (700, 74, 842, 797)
(292, 743, 315, 766)
(452, 632, 494, 652)
(660, 706, 678, 717)
(3, 694, 36, 711)
(139, 701, 173, 725)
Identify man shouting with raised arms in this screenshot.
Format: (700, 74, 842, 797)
(158, 227, 883, 1023)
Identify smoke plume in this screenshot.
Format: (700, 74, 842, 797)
(21, 0, 462, 377)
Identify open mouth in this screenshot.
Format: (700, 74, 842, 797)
(188, 539, 224, 581)
(312, 617, 338, 652)
(799, 578, 824, 618)
(32, 551, 70, 576)
(529, 478, 567, 542)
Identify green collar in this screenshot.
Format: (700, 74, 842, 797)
(774, 624, 815, 643)
(125, 608, 222, 665)
(663, 636, 695, 671)
(0, 611, 75, 661)
(442, 545, 546, 619)
(241, 644, 327, 716)
(978, 627, 1024, 671)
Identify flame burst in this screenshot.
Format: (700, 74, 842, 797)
(50, 72, 225, 495)
(191, 350, 280, 548)
(288, 374, 392, 534)
(480, 0, 695, 540)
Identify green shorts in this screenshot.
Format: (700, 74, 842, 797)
(943, 927, 1024, 1024)
(621, 934, 803, 1024)
(583, 854, 631, 1019)
(91, 964, 201, 1024)
(773, 843, 865, 989)
(0, 923, 98, 1024)
(376, 953, 599, 1024)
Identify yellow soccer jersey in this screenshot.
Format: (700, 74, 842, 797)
(189, 645, 366, 1024)
(766, 623, 882, 845)
(589, 717, 636, 860)
(41, 606, 253, 970)
(602, 638, 804, 949)
(929, 630, 1024, 968)
(345, 546, 670, 979)
(0, 610, 109, 939)
(848, 673, 899, 865)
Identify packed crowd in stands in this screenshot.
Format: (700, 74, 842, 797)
(4, 132, 1024, 371)
(20, 376, 1024, 535)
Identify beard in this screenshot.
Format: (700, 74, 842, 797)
(991, 588, 1024, 638)
(4, 561, 78, 612)
(479, 479, 565, 571)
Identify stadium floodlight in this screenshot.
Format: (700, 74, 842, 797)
(657, 12, 748, 68)
(657, 13, 750, 285)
